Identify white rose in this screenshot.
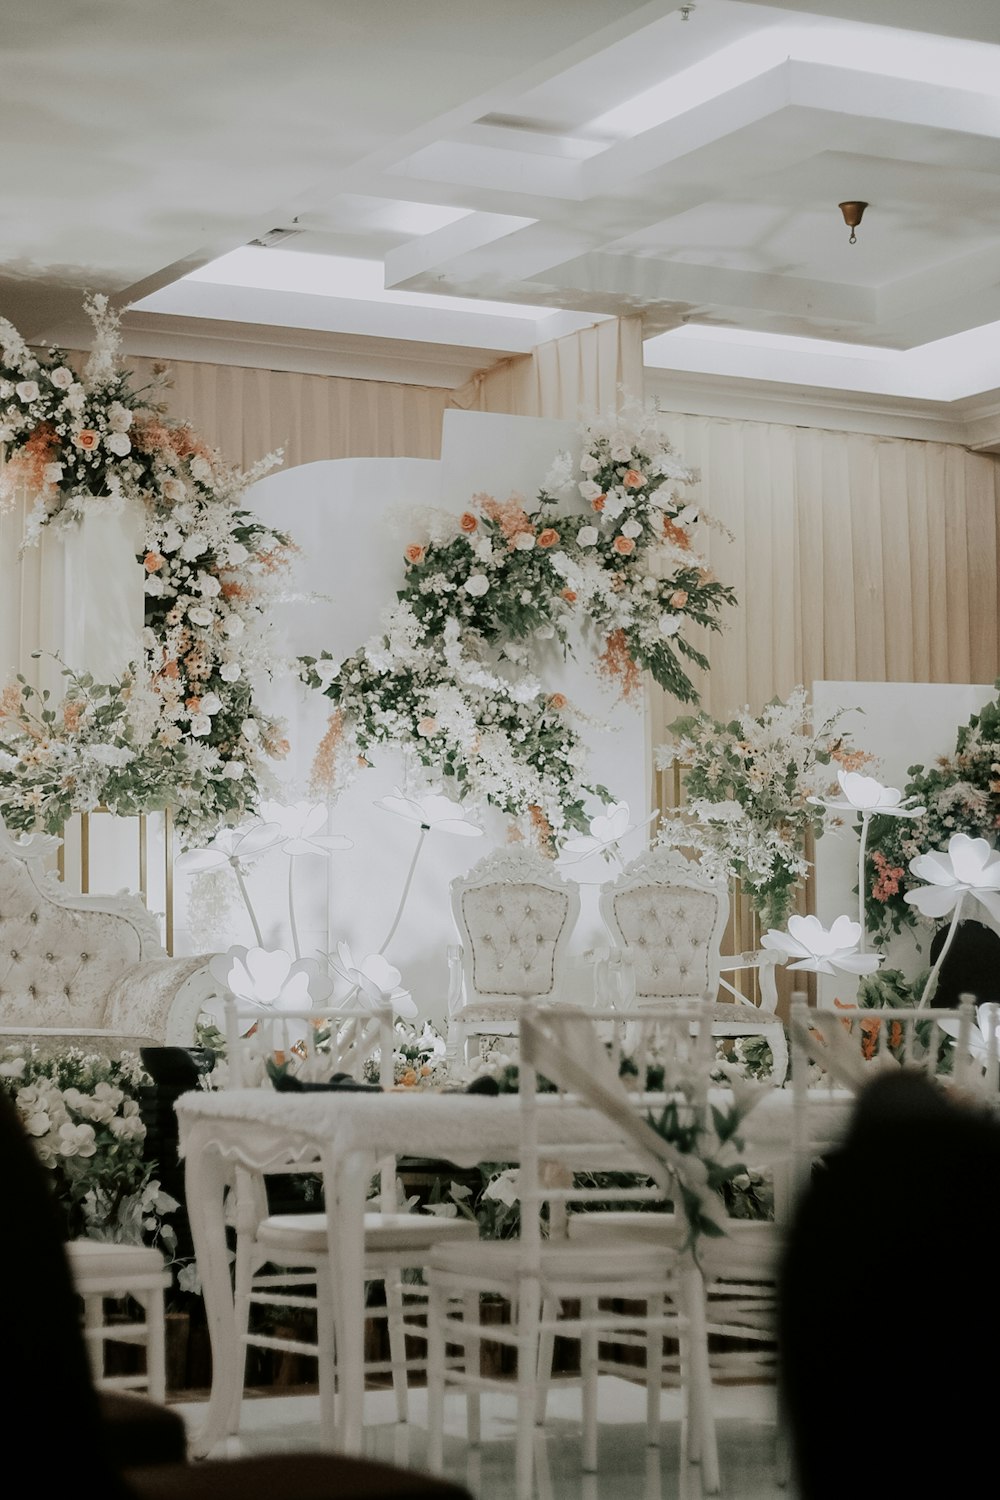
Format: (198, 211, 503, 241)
(242, 719, 260, 740)
(226, 542, 249, 565)
(191, 456, 212, 483)
(162, 479, 186, 503)
(603, 490, 627, 519)
(577, 526, 599, 547)
(219, 662, 241, 682)
(180, 533, 207, 560)
(659, 615, 682, 637)
(579, 453, 600, 476)
(15, 380, 39, 403)
(513, 533, 535, 551)
(43, 463, 63, 483)
(189, 714, 212, 737)
(160, 526, 182, 550)
(199, 692, 223, 715)
(107, 402, 132, 431)
(464, 574, 490, 597)
(197, 574, 221, 597)
(223, 761, 246, 780)
(578, 480, 602, 501)
(64, 383, 85, 411)
(610, 441, 632, 462)
(621, 518, 642, 539)
(474, 539, 494, 564)
(105, 431, 132, 457)
(222, 615, 244, 637)
(187, 606, 214, 627)
(50, 366, 74, 389)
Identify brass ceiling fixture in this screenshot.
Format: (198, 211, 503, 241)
(838, 201, 869, 244)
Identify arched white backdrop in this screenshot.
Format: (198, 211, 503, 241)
(172, 410, 652, 1026)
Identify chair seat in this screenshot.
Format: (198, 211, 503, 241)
(565, 1210, 783, 1275)
(255, 1211, 479, 1257)
(427, 1235, 678, 1287)
(67, 1239, 172, 1289)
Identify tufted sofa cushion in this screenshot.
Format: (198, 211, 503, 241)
(611, 884, 720, 999)
(0, 857, 142, 1028)
(460, 881, 572, 999)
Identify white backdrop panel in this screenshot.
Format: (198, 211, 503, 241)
(811, 679, 995, 1003)
(176, 416, 648, 1027)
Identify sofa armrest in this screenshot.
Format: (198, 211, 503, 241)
(103, 955, 226, 1048)
(0, 1026, 164, 1059)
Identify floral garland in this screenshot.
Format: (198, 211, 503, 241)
(301, 403, 735, 844)
(863, 682, 1000, 943)
(655, 687, 868, 929)
(0, 296, 292, 846)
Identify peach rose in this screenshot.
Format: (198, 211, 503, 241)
(537, 527, 559, 548)
(185, 696, 201, 712)
(143, 552, 164, 573)
(459, 511, 478, 533)
(698, 567, 714, 584)
(160, 660, 180, 680)
(591, 495, 606, 512)
(561, 588, 577, 603)
(669, 590, 688, 608)
(548, 692, 568, 710)
(404, 543, 426, 565)
(622, 468, 644, 488)
(613, 535, 636, 555)
(417, 716, 438, 737)
(74, 429, 99, 451)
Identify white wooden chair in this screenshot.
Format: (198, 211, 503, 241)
(598, 846, 789, 1084)
(219, 991, 478, 1444)
(446, 847, 581, 1067)
(68, 1238, 172, 1402)
(425, 1002, 722, 1500)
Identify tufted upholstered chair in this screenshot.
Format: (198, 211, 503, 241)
(598, 846, 788, 1083)
(0, 813, 223, 1057)
(446, 846, 581, 1065)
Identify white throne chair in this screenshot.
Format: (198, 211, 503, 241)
(446, 845, 581, 1066)
(598, 845, 788, 1083)
(0, 814, 223, 1057)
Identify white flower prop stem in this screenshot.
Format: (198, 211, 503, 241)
(808, 770, 925, 949)
(260, 799, 353, 960)
(760, 913, 883, 977)
(175, 822, 284, 949)
(905, 834, 1000, 1006)
(373, 789, 483, 956)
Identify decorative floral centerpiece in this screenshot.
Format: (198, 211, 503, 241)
(0, 296, 292, 846)
(0, 1043, 179, 1250)
(655, 688, 867, 929)
(863, 683, 1000, 943)
(301, 403, 735, 846)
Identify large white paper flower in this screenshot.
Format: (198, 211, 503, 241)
(259, 799, 353, 855)
(560, 801, 655, 862)
(940, 1006, 1000, 1064)
(330, 941, 417, 1019)
(174, 821, 284, 873)
(207, 944, 335, 1044)
(760, 914, 883, 975)
(373, 788, 483, 837)
(904, 833, 1000, 922)
(809, 769, 925, 818)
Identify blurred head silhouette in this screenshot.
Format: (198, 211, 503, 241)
(777, 1067, 1000, 1498)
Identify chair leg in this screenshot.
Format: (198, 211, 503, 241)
(143, 1289, 167, 1403)
(226, 1245, 258, 1436)
(383, 1267, 410, 1423)
(462, 1289, 481, 1446)
(515, 1278, 542, 1500)
(425, 1279, 447, 1475)
(82, 1294, 105, 1387)
(681, 1267, 720, 1495)
(580, 1295, 599, 1473)
(314, 1263, 338, 1446)
(645, 1295, 663, 1447)
(534, 1297, 558, 1426)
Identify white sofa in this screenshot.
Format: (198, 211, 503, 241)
(0, 813, 222, 1057)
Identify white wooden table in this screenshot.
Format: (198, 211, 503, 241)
(174, 1084, 850, 1458)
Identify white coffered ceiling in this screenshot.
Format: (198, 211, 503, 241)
(6, 0, 1000, 439)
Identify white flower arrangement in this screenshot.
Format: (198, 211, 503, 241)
(301, 402, 735, 847)
(0, 297, 293, 846)
(0, 1043, 179, 1249)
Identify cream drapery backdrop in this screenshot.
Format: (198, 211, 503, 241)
(450, 316, 645, 419)
(646, 413, 1000, 745)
